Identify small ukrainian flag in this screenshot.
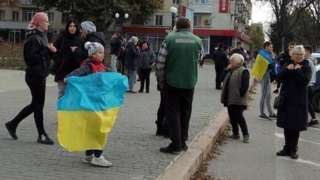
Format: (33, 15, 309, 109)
(57, 72, 128, 152)
(251, 49, 274, 81)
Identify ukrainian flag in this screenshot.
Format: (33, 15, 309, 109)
(251, 49, 274, 81)
(57, 72, 128, 152)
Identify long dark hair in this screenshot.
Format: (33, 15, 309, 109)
(64, 19, 80, 37)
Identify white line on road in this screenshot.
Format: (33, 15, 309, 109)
(279, 157, 320, 168)
(275, 133, 320, 146)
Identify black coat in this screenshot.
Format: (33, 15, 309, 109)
(53, 31, 82, 81)
(212, 49, 229, 69)
(124, 42, 140, 70)
(23, 29, 51, 79)
(277, 60, 311, 131)
(75, 32, 106, 62)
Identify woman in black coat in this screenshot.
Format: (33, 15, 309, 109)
(53, 19, 82, 97)
(276, 45, 311, 159)
(5, 12, 56, 145)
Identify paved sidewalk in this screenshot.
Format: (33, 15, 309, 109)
(206, 90, 320, 180)
(0, 65, 223, 180)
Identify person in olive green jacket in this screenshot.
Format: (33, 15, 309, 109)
(156, 17, 203, 154)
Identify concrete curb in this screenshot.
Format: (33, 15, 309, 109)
(156, 109, 229, 180)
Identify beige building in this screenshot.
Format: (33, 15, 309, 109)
(0, 0, 64, 42)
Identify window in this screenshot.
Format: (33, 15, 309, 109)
(12, 11, 19, 21)
(22, 9, 36, 22)
(200, 0, 208, 4)
(155, 15, 163, 26)
(201, 37, 210, 54)
(0, 10, 5, 21)
(173, 0, 180, 4)
(48, 12, 54, 22)
(193, 14, 201, 27)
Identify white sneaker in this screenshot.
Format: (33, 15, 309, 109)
(91, 155, 112, 167)
(82, 155, 93, 163)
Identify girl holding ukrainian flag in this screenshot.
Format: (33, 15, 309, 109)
(58, 41, 128, 167)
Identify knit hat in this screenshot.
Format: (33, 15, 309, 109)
(28, 12, 48, 29)
(80, 21, 96, 33)
(84, 41, 104, 57)
(129, 36, 139, 45)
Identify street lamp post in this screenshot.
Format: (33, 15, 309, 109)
(170, 6, 178, 30)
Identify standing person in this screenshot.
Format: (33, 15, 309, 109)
(5, 12, 56, 145)
(276, 45, 311, 159)
(221, 54, 250, 143)
(110, 32, 123, 72)
(305, 46, 319, 126)
(52, 19, 82, 97)
(274, 42, 295, 93)
(76, 20, 106, 62)
(231, 41, 249, 64)
(212, 43, 229, 89)
(156, 17, 202, 154)
(254, 41, 276, 119)
(65, 42, 112, 167)
(125, 36, 140, 93)
(138, 41, 155, 93)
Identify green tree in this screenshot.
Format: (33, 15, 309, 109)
(33, 0, 162, 31)
(248, 23, 265, 51)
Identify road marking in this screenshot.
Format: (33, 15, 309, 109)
(279, 157, 320, 168)
(275, 133, 320, 146)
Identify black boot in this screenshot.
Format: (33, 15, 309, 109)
(37, 134, 54, 145)
(276, 146, 290, 156)
(5, 122, 18, 140)
(290, 147, 299, 159)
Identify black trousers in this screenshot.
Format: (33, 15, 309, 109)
(165, 85, 194, 148)
(10, 76, 47, 136)
(139, 68, 151, 92)
(227, 105, 249, 136)
(308, 86, 316, 119)
(284, 129, 300, 152)
(156, 91, 168, 134)
(215, 66, 224, 89)
(85, 150, 103, 157)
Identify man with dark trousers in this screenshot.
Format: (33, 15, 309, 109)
(212, 43, 229, 89)
(156, 17, 202, 154)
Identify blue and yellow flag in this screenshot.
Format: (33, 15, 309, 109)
(251, 49, 273, 80)
(57, 72, 128, 152)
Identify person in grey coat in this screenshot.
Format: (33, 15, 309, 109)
(125, 36, 140, 93)
(138, 41, 155, 93)
(276, 45, 311, 159)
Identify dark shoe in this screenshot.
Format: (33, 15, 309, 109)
(37, 134, 54, 145)
(127, 90, 137, 94)
(146, 90, 149, 93)
(229, 134, 240, 139)
(259, 114, 270, 119)
(273, 89, 279, 94)
(182, 143, 188, 151)
(160, 144, 182, 154)
(216, 87, 222, 90)
(290, 152, 299, 159)
(243, 135, 250, 143)
(269, 114, 277, 119)
(138, 90, 143, 93)
(276, 146, 290, 156)
(308, 119, 319, 126)
(5, 122, 17, 140)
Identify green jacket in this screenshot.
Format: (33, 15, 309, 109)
(156, 30, 202, 89)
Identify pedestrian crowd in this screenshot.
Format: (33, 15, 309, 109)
(3, 11, 319, 171)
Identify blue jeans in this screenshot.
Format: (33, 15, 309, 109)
(127, 70, 137, 91)
(110, 54, 118, 72)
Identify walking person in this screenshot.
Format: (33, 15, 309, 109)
(305, 46, 319, 126)
(276, 45, 311, 159)
(138, 41, 155, 93)
(52, 19, 82, 97)
(5, 12, 56, 145)
(65, 42, 112, 167)
(125, 36, 140, 93)
(156, 17, 202, 154)
(221, 53, 250, 143)
(213, 43, 229, 89)
(110, 32, 123, 72)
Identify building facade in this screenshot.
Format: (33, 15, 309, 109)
(0, 0, 63, 42)
(123, 0, 252, 54)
